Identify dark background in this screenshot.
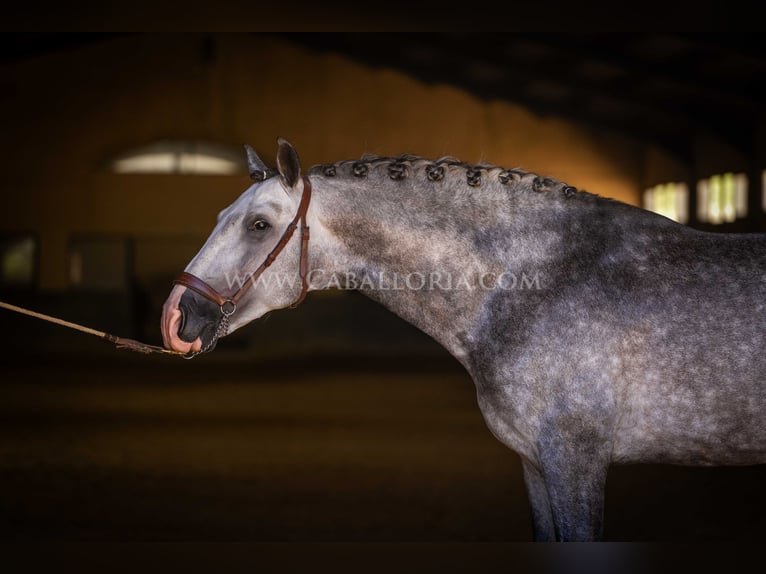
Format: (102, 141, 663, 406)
(1, 30, 765, 572)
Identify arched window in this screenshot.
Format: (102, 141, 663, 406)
(110, 140, 246, 175)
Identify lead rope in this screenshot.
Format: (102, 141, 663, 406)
(0, 300, 184, 356)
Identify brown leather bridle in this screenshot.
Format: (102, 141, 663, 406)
(172, 175, 312, 354)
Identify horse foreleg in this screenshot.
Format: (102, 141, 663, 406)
(521, 458, 556, 541)
(536, 418, 612, 541)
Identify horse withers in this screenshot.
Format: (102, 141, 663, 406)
(161, 138, 766, 541)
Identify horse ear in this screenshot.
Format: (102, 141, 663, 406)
(276, 137, 301, 188)
(245, 144, 271, 181)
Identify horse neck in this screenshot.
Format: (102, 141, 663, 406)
(312, 170, 569, 361)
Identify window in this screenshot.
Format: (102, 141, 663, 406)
(697, 172, 747, 225)
(643, 182, 689, 224)
(0, 234, 37, 288)
(110, 140, 246, 175)
(68, 236, 130, 291)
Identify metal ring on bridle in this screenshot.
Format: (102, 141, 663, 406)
(221, 300, 236, 317)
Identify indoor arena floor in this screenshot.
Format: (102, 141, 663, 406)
(0, 356, 764, 570)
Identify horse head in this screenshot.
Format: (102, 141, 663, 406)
(161, 138, 313, 356)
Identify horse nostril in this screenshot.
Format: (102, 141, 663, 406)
(178, 306, 187, 335)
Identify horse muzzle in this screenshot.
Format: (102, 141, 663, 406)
(161, 285, 207, 355)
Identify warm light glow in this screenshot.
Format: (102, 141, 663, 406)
(110, 141, 245, 175)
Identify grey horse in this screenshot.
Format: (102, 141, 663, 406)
(161, 138, 766, 541)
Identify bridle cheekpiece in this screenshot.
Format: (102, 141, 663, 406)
(172, 175, 312, 356)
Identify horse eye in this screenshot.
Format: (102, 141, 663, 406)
(251, 219, 270, 231)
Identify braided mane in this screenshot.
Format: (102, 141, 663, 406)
(308, 154, 580, 197)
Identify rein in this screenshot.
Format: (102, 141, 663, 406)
(172, 175, 313, 356)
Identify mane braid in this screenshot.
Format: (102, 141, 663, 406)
(308, 154, 582, 198)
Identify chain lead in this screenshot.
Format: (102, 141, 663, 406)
(182, 313, 230, 360)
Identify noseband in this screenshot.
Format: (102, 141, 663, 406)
(172, 175, 312, 355)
